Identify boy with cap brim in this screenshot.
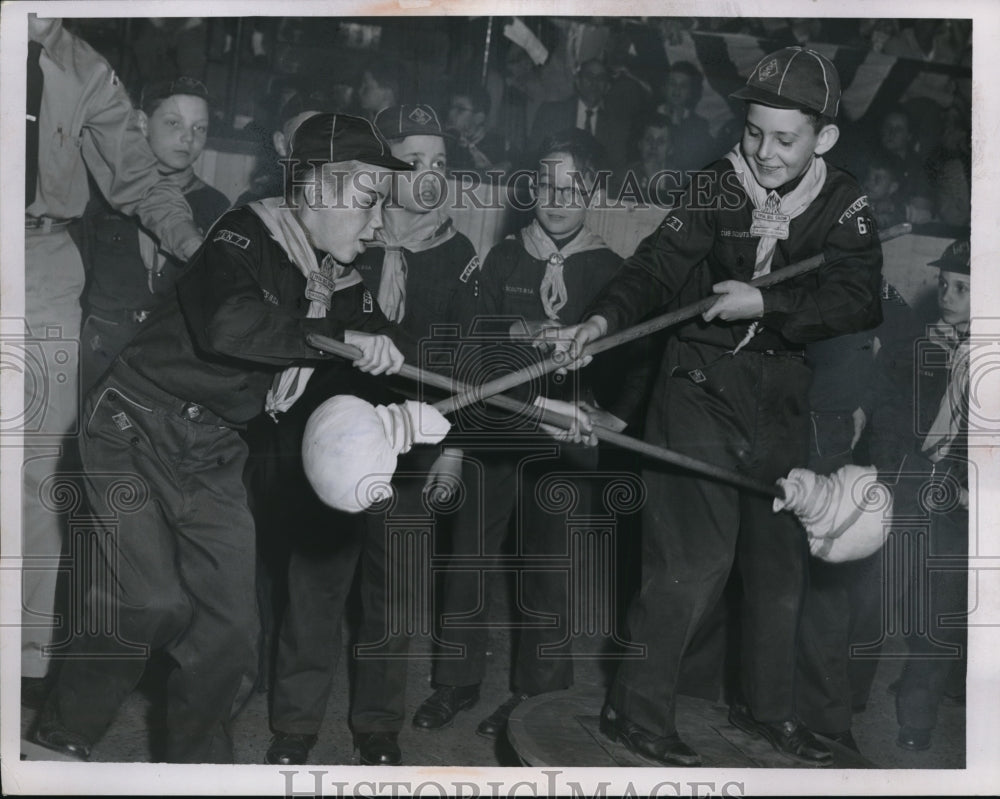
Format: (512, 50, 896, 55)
(33, 114, 415, 763)
(264, 104, 481, 767)
(545, 47, 884, 766)
(869, 239, 970, 753)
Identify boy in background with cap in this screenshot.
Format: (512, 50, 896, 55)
(265, 103, 480, 767)
(32, 114, 414, 763)
(870, 238, 971, 753)
(547, 47, 883, 766)
(79, 76, 230, 391)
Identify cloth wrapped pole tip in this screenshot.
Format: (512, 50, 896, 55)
(302, 396, 451, 513)
(774, 464, 893, 563)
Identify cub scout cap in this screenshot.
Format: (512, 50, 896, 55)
(290, 113, 413, 170)
(375, 103, 452, 141)
(730, 46, 841, 117)
(929, 239, 971, 275)
(141, 75, 211, 109)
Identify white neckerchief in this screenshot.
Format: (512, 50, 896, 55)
(725, 144, 827, 278)
(518, 220, 607, 322)
(922, 320, 970, 459)
(249, 197, 362, 416)
(368, 209, 456, 323)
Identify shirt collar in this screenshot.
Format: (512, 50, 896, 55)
(34, 19, 70, 71)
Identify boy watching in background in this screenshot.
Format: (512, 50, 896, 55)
(444, 84, 507, 175)
(548, 47, 883, 767)
(411, 129, 638, 743)
(80, 76, 230, 391)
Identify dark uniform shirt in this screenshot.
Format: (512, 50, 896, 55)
(349, 229, 481, 402)
(588, 157, 884, 351)
(117, 206, 401, 426)
(82, 179, 230, 316)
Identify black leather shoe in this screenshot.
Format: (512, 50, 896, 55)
(412, 684, 481, 730)
(265, 731, 317, 765)
(728, 702, 832, 766)
(32, 720, 91, 761)
(817, 729, 860, 753)
(476, 693, 529, 739)
(599, 704, 701, 767)
(897, 726, 932, 751)
(355, 732, 401, 766)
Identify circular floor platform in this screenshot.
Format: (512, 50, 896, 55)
(507, 684, 874, 769)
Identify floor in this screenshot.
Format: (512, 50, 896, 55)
(19, 573, 966, 771)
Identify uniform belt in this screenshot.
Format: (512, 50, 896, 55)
(105, 358, 234, 429)
(25, 216, 75, 233)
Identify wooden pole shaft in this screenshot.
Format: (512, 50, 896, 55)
(305, 333, 781, 497)
(434, 222, 911, 415)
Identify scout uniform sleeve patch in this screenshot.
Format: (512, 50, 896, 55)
(663, 215, 684, 232)
(213, 229, 251, 249)
(837, 196, 870, 225)
(363, 289, 374, 313)
(459, 255, 481, 283)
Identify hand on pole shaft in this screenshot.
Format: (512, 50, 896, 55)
(535, 315, 609, 374)
(702, 281, 764, 323)
(533, 396, 599, 447)
(342, 330, 404, 375)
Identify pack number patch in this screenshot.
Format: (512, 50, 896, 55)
(213, 229, 251, 249)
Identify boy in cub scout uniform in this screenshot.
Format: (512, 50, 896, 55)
(33, 114, 412, 763)
(549, 47, 884, 767)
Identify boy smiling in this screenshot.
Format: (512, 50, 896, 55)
(549, 47, 883, 767)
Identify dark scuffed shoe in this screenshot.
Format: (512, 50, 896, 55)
(728, 701, 833, 766)
(355, 731, 402, 766)
(897, 726, 932, 751)
(265, 731, 317, 765)
(32, 720, 91, 761)
(476, 693, 529, 739)
(599, 704, 702, 767)
(412, 684, 481, 730)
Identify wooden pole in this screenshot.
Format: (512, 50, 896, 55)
(434, 222, 911, 416)
(306, 333, 781, 498)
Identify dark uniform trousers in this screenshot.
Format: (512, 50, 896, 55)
(608, 338, 812, 736)
(794, 412, 884, 735)
(431, 445, 596, 696)
(45, 361, 258, 763)
(349, 445, 457, 733)
(265, 407, 364, 736)
(892, 465, 968, 732)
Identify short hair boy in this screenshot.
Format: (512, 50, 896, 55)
(551, 47, 883, 767)
(410, 127, 637, 742)
(34, 114, 413, 763)
(80, 76, 230, 391)
(266, 104, 482, 768)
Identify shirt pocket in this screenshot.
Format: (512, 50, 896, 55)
(84, 384, 156, 451)
(44, 126, 86, 209)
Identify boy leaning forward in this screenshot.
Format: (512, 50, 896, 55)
(548, 47, 884, 767)
(34, 114, 413, 763)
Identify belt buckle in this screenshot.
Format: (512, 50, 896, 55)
(181, 402, 202, 421)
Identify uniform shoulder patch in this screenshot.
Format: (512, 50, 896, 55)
(213, 229, 251, 249)
(837, 195, 869, 225)
(662, 215, 684, 232)
(459, 255, 481, 283)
